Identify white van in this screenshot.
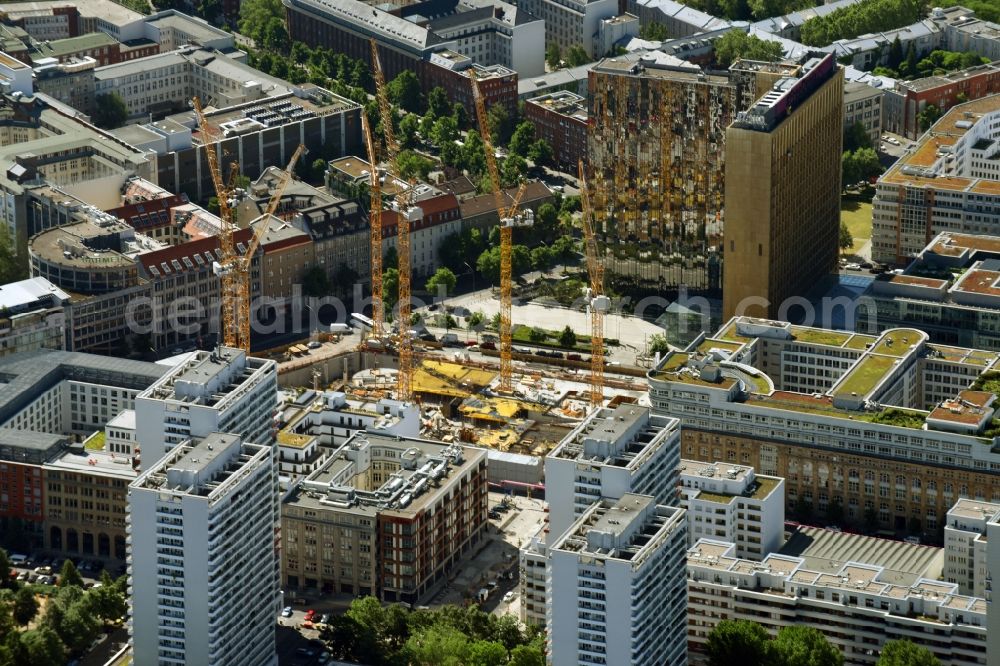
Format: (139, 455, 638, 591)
(9, 553, 27, 566)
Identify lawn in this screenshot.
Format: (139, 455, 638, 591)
(841, 199, 873, 254)
(835, 355, 897, 396)
(792, 327, 851, 347)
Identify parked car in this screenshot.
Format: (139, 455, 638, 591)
(503, 591, 515, 603)
(480, 341, 496, 350)
(318, 614, 329, 625)
(567, 353, 582, 361)
(307, 341, 322, 349)
(281, 607, 293, 618)
(844, 263, 861, 271)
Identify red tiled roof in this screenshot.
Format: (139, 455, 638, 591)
(138, 228, 254, 278)
(108, 194, 188, 230)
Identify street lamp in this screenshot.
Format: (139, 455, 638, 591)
(463, 261, 476, 293)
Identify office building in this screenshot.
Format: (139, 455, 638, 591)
(627, 0, 730, 38)
(32, 55, 97, 115)
(986, 511, 1000, 666)
(112, 84, 362, 203)
(128, 432, 280, 666)
(595, 14, 639, 57)
(0, 349, 165, 550)
(943, 498, 996, 596)
(524, 91, 588, 172)
(277, 390, 420, 448)
(518, 0, 617, 59)
(134, 347, 278, 456)
(872, 95, 1000, 266)
(424, 53, 518, 123)
(0, 276, 68, 358)
(856, 232, 1000, 350)
(844, 80, 883, 148)
(648, 316, 1000, 536)
(0, 0, 144, 42)
(0, 92, 152, 259)
(281, 432, 488, 602)
(687, 536, 987, 665)
(883, 61, 1000, 139)
(723, 53, 843, 319)
(588, 53, 734, 293)
(679, 459, 784, 559)
(283, 0, 545, 79)
(521, 405, 682, 626)
(547, 493, 688, 666)
(382, 192, 462, 280)
(461, 181, 555, 236)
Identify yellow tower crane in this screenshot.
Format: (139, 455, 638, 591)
(360, 112, 384, 340)
(579, 160, 608, 407)
(370, 38, 415, 402)
(469, 72, 531, 394)
(193, 96, 305, 351)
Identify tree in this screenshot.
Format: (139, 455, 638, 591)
(876, 639, 941, 666)
(530, 245, 554, 270)
(487, 104, 515, 147)
(477, 247, 502, 284)
(527, 139, 553, 166)
(840, 221, 854, 253)
(239, 0, 287, 49)
(714, 30, 784, 68)
(93, 93, 128, 129)
(389, 70, 423, 114)
(0, 548, 10, 587)
(383, 268, 400, 311)
(462, 131, 487, 177)
(510, 643, 546, 666)
(558, 325, 577, 348)
(772, 626, 843, 666)
(399, 113, 420, 148)
(546, 43, 562, 69)
(649, 333, 671, 355)
(639, 21, 669, 41)
(430, 115, 459, 147)
(404, 624, 470, 665)
(706, 620, 772, 666)
(565, 45, 589, 67)
(903, 41, 918, 76)
(58, 560, 83, 588)
(844, 121, 871, 151)
(87, 571, 127, 623)
(509, 121, 536, 157)
(384, 246, 399, 271)
(397, 150, 434, 181)
(427, 87, 451, 119)
(500, 154, 528, 188)
(887, 35, 904, 70)
(842, 151, 861, 186)
(467, 640, 507, 666)
(853, 147, 883, 182)
(467, 311, 485, 333)
(17, 627, 64, 666)
(311, 157, 328, 182)
(13, 587, 38, 626)
(918, 104, 942, 132)
(800, 0, 922, 47)
(528, 327, 547, 343)
(426, 267, 457, 296)
(302, 265, 331, 298)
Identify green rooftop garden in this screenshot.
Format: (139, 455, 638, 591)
(791, 327, 852, 347)
(871, 330, 923, 357)
(981, 419, 1000, 440)
(695, 490, 736, 504)
(835, 355, 898, 396)
(844, 334, 877, 350)
(83, 430, 105, 451)
(971, 371, 1000, 395)
(659, 352, 691, 372)
(856, 408, 927, 430)
(743, 373, 772, 395)
(717, 322, 751, 343)
(697, 338, 743, 354)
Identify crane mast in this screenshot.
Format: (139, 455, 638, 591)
(230, 144, 306, 351)
(192, 97, 241, 349)
(470, 72, 531, 394)
(370, 38, 414, 402)
(360, 113, 384, 340)
(579, 160, 607, 407)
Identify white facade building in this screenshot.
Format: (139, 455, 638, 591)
(134, 347, 277, 456)
(688, 538, 988, 666)
(547, 493, 688, 666)
(521, 405, 683, 626)
(944, 498, 998, 596)
(127, 432, 280, 666)
(986, 511, 1000, 666)
(679, 459, 784, 560)
(518, 0, 618, 59)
